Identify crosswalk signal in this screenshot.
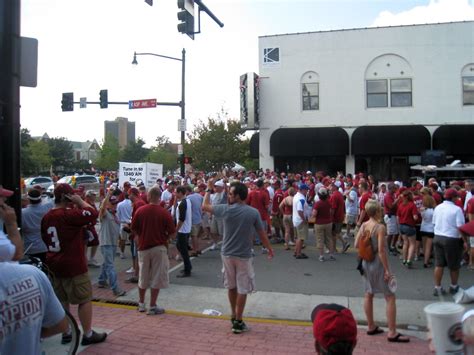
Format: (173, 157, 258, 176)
(61, 92, 74, 112)
(99, 89, 108, 109)
(177, 0, 194, 39)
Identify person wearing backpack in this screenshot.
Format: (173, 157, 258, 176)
(355, 199, 410, 343)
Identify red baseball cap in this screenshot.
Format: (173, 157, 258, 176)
(311, 303, 357, 352)
(54, 183, 74, 199)
(0, 185, 14, 197)
(444, 188, 458, 200)
(129, 187, 140, 196)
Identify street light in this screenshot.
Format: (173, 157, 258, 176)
(132, 49, 186, 177)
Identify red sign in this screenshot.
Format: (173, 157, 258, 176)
(129, 99, 157, 109)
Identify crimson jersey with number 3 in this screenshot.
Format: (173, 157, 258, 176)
(41, 207, 98, 278)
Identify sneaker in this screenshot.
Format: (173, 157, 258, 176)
(261, 247, 268, 254)
(319, 255, 325, 262)
(232, 320, 249, 334)
(414, 256, 419, 261)
(433, 287, 447, 297)
(125, 276, 138, 283)
(97, 281, 109, 288)
(449, 285, 460, 295)
(147, 306, 165, 315)
(120, 253, 126, 259)
(328, 255, 336, 261)
(61, 333, 72, 344)
(138, 303, 146, 312)
(210, 243, 217, 251)
(113, 288, 126, 297)
(288, 241, 296, 246)
(81, 330, 107, 346)
(342, 233, 349, 241)
(126, 267, 135, 274)
(406, 261, 413, 269)
(342, 242, 350, 253)
(295, 254, 308, 259)
(88, 258, 100, 267)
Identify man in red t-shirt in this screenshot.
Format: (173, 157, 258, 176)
(356, 181, 373, 228)
(247, 179, 271, 252)
(131, 187, 176, 315)
(271, 180, 285, 243)
(329, 183, 348, 253)
(41, 183, 107, 346)
(383, 183, 401, 254)
(126, 187, 147, 283)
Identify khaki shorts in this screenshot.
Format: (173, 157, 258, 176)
(120, 223, 130, 241)
(191, 223, 202, 238)
(138, 245, 169, 289)
(202, 213, 210, 228)
(210, 216, 224, 236)
(315, 223, 333, 249)
(221, 255, 255, 294)
(295, 222, 308, 241)
(283, 215, 293, 230)
(345, 214, 357, 226)
(272, 215, 283, 229)
(53, 272, 92, 305)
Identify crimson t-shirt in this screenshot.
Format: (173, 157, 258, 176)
(384, 192, 397, 215)
(359, 192, 372, 223)
(248, 188, 270, 220)
(131, 204, 176, 251)
(329, 190, 345, 223)
(313, 200, 332, 225)
(41, 206, 98, 278)
(272, 189, 284, 214)
(467, 198, 474, 215)
(397, 201, 418, 226)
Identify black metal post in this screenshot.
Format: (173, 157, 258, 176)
(0, 0, 21, 224)
(180, 49, 186, 177)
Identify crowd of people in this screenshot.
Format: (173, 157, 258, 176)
(1, 167, 474, 353)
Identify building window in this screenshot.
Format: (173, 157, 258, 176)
(391, 79, 412, 107)
(463, 76, 474, 105)
(367, 79, 388, 108)
(302, 83, 319, 110)
(367, 78, 412, 108)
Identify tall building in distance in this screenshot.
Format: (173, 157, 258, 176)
(104, 117, 135, 149)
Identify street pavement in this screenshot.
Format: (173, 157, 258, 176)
(68, 230, 474, 354)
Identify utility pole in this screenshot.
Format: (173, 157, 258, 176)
(0, 0, 22, 223)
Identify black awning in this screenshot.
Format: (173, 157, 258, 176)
(270, 127, 349, 157)
(433, 125, 474, 155)
(352, 125, 430, 156)
(250, 133, 259, 159)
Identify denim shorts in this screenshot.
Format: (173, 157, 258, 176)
(399, 224, 416, 237)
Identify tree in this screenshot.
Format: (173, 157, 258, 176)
(185, 114, 249, 171)
(25, 140, 52, 175)
(121, 138, 149, 163)
(146, 135, 177, 173)
(20, 128, 34, 176)
(48, 137, 74, 171)
(95, 134, 120, 171)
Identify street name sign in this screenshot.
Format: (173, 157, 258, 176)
(129, 99, 157, 109)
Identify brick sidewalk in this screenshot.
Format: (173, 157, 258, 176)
(80, 303, 431, 355)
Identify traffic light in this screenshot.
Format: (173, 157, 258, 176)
(99, 89, 108, 109)
(177, 0, 194, 39)
(61, 92, 74, 112)
(184, 157, 193, 164)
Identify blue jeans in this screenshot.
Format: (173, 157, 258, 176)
(98, 245, 118, 291)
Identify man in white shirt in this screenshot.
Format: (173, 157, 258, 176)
(292, 183, 310, 259)
(432, 188, 467, 296)
(172, 186, 193, 277)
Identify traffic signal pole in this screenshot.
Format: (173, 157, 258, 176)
(180, 48, 186, 177)
(0, 0, 22, 223)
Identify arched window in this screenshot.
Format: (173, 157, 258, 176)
(301, 71, 320, 111)
(365, 54, 413, 108)
(462, 64, 474, 106)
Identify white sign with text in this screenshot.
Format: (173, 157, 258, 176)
(118, 162, 163, 188)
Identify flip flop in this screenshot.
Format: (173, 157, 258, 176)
(387, 333, 410, 343)
(367, 326, 384, 335)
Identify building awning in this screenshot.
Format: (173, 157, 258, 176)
(250, 133, 259, 159)
(433, 125, 474, 155)
(270, 127, 349, 157)
(352, 125, 430, 156)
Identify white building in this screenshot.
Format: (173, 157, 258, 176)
(248, 21, 474, 182)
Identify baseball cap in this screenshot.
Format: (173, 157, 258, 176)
(85, 190, 97, 197)
(129, 187, 140, 196)
(318, 187, 328, 196)
(214, 180, 225, 187)
(27, 189, 42, 201)
(444, 188, 458, 200)
(311, 303, 357, 352)
(54, 183, 74, 199)
(298, 183, 309, 191)
(306, 170, 312, 175)
(109, 195, 119, 205)
(124, 181, 131, 187)
(0, 185, 14, 197)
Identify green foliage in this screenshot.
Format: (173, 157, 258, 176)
(121, 138, 149, 163)
(185, 112, 249, 171)
(25, 140, 52, 175)
(20, 128, 34, 175)
(146, 135, 177, 173)
(95, 134, 120, 171)
(48, 137, 74, 170)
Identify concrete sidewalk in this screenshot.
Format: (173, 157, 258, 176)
(78, 302, 431, 355)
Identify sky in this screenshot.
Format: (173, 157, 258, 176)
(20, 0, 474, 147)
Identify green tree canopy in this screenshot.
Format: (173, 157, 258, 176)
(95, 134, 120, 171)
(20, 128, 34, 176)
(121, 138, 149, 163)
(48, 137, 74, 170)
(146, 135, 177, 173)
(25, 140, 52, 175)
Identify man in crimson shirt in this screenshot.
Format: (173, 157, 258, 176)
(329, 183, 348, 253)
(41, 183, 107, 346)
(247, 179, 271, 252)
(126, 187, 147, 283)
(383, 183, 401, 254)
(271, 180, 285, 243)
(131, 187, 176, 315)
(356, 181, 373, 229)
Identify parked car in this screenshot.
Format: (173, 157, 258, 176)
(46, 175, 100, 196)
(24, 176, 54, 190)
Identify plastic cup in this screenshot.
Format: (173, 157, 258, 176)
(424, 302, 465, 355)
